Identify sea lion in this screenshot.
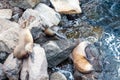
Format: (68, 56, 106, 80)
(43, 27, 66, 39)
(72, 41, 94, 73)
(13, 21, 33, 59)
(44, 28, 55, 36)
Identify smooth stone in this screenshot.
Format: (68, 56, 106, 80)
(50, 0, 82, 14)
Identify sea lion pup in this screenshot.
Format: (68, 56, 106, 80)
(72, 41, 94, 73)
(13, 21, 33, 59)
(43, 27, 66, 39)
(44, 28, 55, 36)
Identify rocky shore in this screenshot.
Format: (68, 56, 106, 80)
(0, 0, 120, 80)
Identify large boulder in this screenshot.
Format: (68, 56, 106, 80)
(50, 0, 82, 14)
(0, 9, 12, 19)
(20, 44, 49, 80)
(42, 39, 77, 68)
(9, 0, 41, 9)
(28, 44, 49, 80)
(0, 19, 20, 53)
(3, 53, 22, 80)
(19, 3, 61, 29)
(34, 3, 61, 27)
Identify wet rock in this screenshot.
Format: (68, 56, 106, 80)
(3, 53, 22, 80)
(34, 3, 61, 27)
(73, 70, 83, 80)
(42, 39, 77, 68)
(0, 63, 6, 80)
(0, 19, 20, 53)
(28, 44, 49, 80)
(59, 19, 103, 42)
(74, 70, 99, 80)
(50, 0, 82, 14)
(9, 0, 41, 9)
(50, 72, 67, 80)
(0, 9, 12, 19)
(85, 43, 102, 72)
(51, 62, 74, 80)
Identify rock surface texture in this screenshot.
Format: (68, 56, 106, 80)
(28, 44, 49, 80)
(3, 53, 22, 80)
(0, 9, 12, 19)
(0, 19, 20, 53)
(9, 0, 41, 9)
(19, 3, 61, 28)
(0, 63, 6, 80)
(18, 9, 41, 29)
(42, 39, 77, 68)
(20, 58, 29, 80)
(34, 3, 61, 27)
(50, 0, 82, 14)
(50, 72, 67, 80)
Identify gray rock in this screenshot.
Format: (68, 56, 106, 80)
(12, 7, 23, 22)
(0, 9, 12, 19)
(19, 4, 61, 29)
(20, 44, 49, 80)
(34, 3, 61, 27)
(20, 58, 29, 80)
(42, 39, 77, 68)
(0, 0, 12, 9)
(50, 72, 67, 80)
(0, 63, 6, 80)
(9, 0, 41, 9)
(0, 52, 9, 64)
(28, 44, 49, 80)
(18, 9, 41, 28)
(0, 19, 20, 53)
(3, 53, 22, 80)
(50, 0, 82, 14)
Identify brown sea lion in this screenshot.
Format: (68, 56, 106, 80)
(72, 41, 94, 73)
(13, 21, 33, 59)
